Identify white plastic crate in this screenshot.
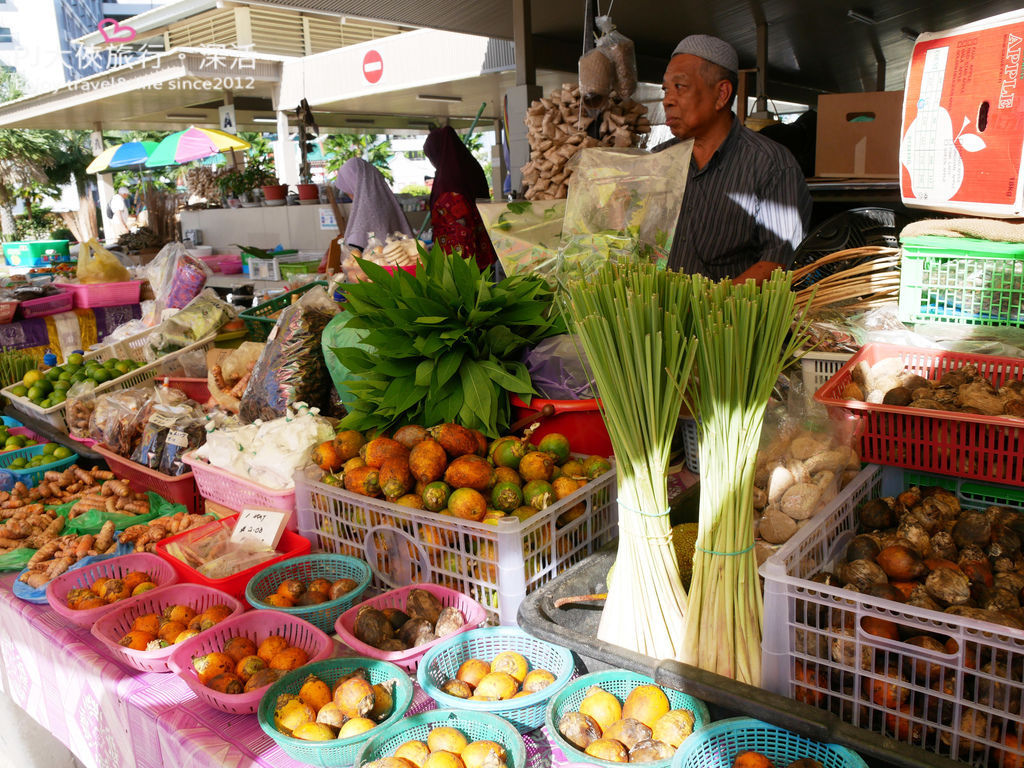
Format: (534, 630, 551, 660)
(0, 335, 216, 431)
(760, 464, 1024, 766)
(680, 418, 699, 474)
(295, 462, 618, 625)
(798, 350, 854, 396)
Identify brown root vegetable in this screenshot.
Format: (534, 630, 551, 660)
(929, 531, 958, 562)
(882, 387, 913, 406)
(405, 588, 443, 624)
(354, 607, 394, 648)
(876, 545, 926, 581)
(846, 535, 881, 563)
(433, 606, 466, 638)
(952, 512, 992, 550)
(863, 667, 910, 708)
(839, 559, 888, 591)
(944, 605, 1024, 630)
(901, 636, 947, 683)
(557, 711, 602, 750)
(925, 567, 971, 605)
(381, 607, 411, 632)
(601, 718, 651, 750)
(859, 499, 896, 530)
(398, 617, 436, 648)
(863, 583, 907, 603)
(627, 739, 675, 762)
(379, 638, 409, 652)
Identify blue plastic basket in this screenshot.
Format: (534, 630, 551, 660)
(1, 416, 23, 427)
(258, 657, 413, 767)
(672, 717, 868, 768)
(244, 553, 372, 633)
(0, 445, 77, 486)
(545, 669, 711, 768)
(11, 550, 122, 604)
(418, 626, 575, 733)
(354, 709, 527, 768)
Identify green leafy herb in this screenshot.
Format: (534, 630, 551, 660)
(334, 243, 562, 436)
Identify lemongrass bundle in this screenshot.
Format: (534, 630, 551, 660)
(681, 271, 809, 685)
(563, 263, 699, 658)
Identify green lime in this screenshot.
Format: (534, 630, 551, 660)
(4, 435, 25, 448)
(8, 385, 28, 398)
(42, 442, 58, 455)
(58, 371, 73, 382)
(65, 363, 81, 374)
(50, 393, 66, 405)
(40, 399, 51, 408)
(44, 368, 62, 381)
(52, 380, 71, 392)
(52, 445, 73, 460)
(114, 361, 131, 374)
(91, 369, 111, 384)
(21, 440, 36, 447)
(67, 353, 84, 366)
(27, 386, 47, 402)
(9, 457, 27, 469)
(35, 379, 52, 394)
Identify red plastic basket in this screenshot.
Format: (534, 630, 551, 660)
(335, 583, 487, 672)
(509, 394, 612, 457)
(17, 290, 73, 319)
(167, 609, 336, 715)
(815, 342, 1024, 486)
(154, 513, 312, 601)
(55, 280, 144, 309)
(181, 451, 298, 529)
(93, 444, 202, 514)
(90, 583, 243, 673)
(45, 552, 178, 629)
(161, 377, 211, 404)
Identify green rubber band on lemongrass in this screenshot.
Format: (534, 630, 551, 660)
(695, 543, 755, 557)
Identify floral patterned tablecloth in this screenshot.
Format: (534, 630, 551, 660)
(0, 574, 570, 768)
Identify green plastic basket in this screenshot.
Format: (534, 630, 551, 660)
(279, 260, 322, 278)
(244, 553, 371, 633)
(672, 717, 868, 768)
(258, 657, 413, 767)
(898, 235, 1024, 328)
(545, 669, 710, 768)
(354, 709, 527, 768)
(239, 281, 328, 342)
(417, 626, 575, 733)
(239, 247, 297, 266)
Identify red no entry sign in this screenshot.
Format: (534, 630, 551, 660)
(362, 50, 383, 83)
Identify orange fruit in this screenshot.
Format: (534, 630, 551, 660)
(174, 629, 200, 644)
(157, 621, 187, 643)
(207, 673, 245, 694)
(91, 577, 109, 595)
(269, 646, 309, 671)
(193, 652, 236, 685)
(201, 604, 233, 625)
(132, 582, 158, 596)
(276, 579, 305, 601)
(132, 613, 161, 636)
(77, 596, 107, 610)
(265, 594, 294, 608)
(163, 604, 197, 625)
(122, 571, 151, 593)
(235, 655, 267, 683)
(119, 630, 156, 650)
(66, 587, 93, 609)
(99, 579, 131, 603)
(257, 635, 289, 663)
(223, 635, 258, 664)
(307, 578, 332, 595)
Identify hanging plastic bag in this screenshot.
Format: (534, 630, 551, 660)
(239, 286, 341, 423)
(522, 334, 596, 400)
(76, 239, 131, 284)
(151, 288, 236, 352)
(579, 48, 615, 111)
(145, 242, 211, 318)
(594, 15, 637, 98)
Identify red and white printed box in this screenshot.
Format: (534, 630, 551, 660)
(900, 9, 1024, 216)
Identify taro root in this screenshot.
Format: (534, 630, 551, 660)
(781, 483, 822, 520)
(988, 526, 1021, 560)
(907, 584, 942, 612)
(863, 666, 910, 708)
(398, 617, 435, 647)
(557, 712, 602, 750)
(925, 567, 971, 605)
(884, 703, 924, 744)
(859, 498, 896, 530)
(354, 606, 394, 648)
(860, 616, 899, 640)
(864, 583, 906, 603)
(958, 548, 994, 588)
(839, 559, 888, 591)
(977, 662, 1022, 714)
(793, 660, 828, 706)
(929, 531, 958, 562)
(876, 545, 927, 581)
(433, 606, 466, 638)
(995, 572, 1024, 595)
(831, 627, 873, 670)
(602, 718, 652, 750)
(901, 636, 947, 683)
(627, 739, 675, 763)
(883, 386, 913, 406)
(405, 588, 443, 624)
(982, 587, 1019, 612)
(940, 709, 995, 759)
(952, 511, 992, 549)
(379, 638, 409, 652)
(758, 507, 798, 545)
(895, 520, 931, 557)
(944, 605, 1024, 630)
(846, 535, 881, 563)
(381, 607, 411, 632)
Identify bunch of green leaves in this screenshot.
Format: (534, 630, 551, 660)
(334, 244, 562, 436)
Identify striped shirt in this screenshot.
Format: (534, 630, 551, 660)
(654, 117, 812, 279)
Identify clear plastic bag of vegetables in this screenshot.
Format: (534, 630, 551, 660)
(238, 286, 340, 423)
(149, 288, 236, 353)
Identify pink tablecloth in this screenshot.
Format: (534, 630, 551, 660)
(0, 574, 567, 768)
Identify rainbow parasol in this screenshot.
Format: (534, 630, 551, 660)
(145, 127, 249, 168)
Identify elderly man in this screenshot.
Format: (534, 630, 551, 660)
(656, 34, 812, 283)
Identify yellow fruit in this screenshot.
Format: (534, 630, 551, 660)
(334, 676, 375, 719)
(621, 685, 671, 729)
(394, 740, 431, 768)
(474, 672, 519, 700)
(584, 738, 628, 762)
(369, 682, 394, 721)
(299, 674, 333, 711)
(489, 651, 528, 684)
(461, 740, 507, 768)
(274, 695, 316, 735)
(292, 722, 338, 741)
(521, 669, 556, 693)
(579, 686, 622, 732)
(456, 658, 491, 689)
(338, 717, 377, 738)
(316, 702, 347, 730)
(652, 709, 696, 748)
(427, 726, 469, 755)
(422, 752, 465, 768)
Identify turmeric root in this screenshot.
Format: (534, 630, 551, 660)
(27, 540, 61, 568)
(94, 520, 115, 553)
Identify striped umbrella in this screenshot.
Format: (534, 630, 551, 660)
(145, 126, 250, 168)
(85, 141, 159, 174)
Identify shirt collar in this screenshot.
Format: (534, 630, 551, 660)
(691, 115, 740, 176)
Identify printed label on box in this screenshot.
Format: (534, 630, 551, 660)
(319, 207, 337, 230)
(231, 508, 287, 549)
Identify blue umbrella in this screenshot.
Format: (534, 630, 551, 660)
(85, 141, 159, 174)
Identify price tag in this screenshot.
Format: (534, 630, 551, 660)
(230, 509, 288, 549)
(166, 429, 189, 448)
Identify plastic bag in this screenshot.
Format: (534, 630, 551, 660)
(322, 313, 370, 405)
(77, 239, 131, 284)
(522, 334, 596, 400)
(131, 395, 205, 474)
(479, 200, 566, 277)
(162, 521, 277, 578)
(65, 380, 98, 438)
(208, 343, 265, 414)
(145, 242, 211, 315)
(579, 47, 615, 110)
(595, 15, 637, 98)
(239, 286, 341, 423)
(151, 288, 235, 352)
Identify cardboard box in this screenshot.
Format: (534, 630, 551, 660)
(900, 9, 1024, 216)
(816, 91, 904, 178)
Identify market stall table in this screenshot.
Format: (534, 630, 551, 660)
(0, 574, 570, 768)
(0, 306, 143, 362)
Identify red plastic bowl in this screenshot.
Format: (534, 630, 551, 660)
(510, 394, 612, 457)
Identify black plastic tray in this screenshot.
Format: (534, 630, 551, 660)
(518, 547, 963, 768)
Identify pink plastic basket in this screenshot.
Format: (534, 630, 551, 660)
(0, 427, 41, 453)
(181, 451, 297, 529)
(55, 280, 144, 309)
(46, 552, 177, 629)
(90, 583, 243, 673)
(335, 583, 487, 672)
(18, 290, 73, 319)
(167, 609, 336, 715)
(219, 258, 243, 275)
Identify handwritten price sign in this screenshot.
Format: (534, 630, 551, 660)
(230, 509, 288, 549)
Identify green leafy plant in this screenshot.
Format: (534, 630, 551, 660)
(334, 244, 562, 436)
(324, 133, 394, 184)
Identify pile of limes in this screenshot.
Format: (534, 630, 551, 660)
(7, 353, 144, 408)
(0, 424, 38, 452)
(6, 442, 74, 470)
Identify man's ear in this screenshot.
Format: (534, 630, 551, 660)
(716, 79, 733, 110)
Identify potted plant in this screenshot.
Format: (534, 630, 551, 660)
(216, 169, 246, 208)
(242, 155, 283, 205)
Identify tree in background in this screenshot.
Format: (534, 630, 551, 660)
(323, 133, 395, 184)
